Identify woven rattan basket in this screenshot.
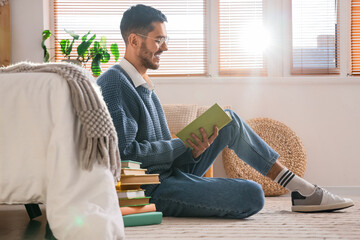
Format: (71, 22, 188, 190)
(222, 118, 307, 196)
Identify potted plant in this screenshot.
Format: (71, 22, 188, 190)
(42, 29, 119, 76)
(90, 36, 120, 76)
(59, 29, 80, 62)
(77, 31, 97, 64)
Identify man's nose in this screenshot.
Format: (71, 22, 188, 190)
(160, 42, 168, 51)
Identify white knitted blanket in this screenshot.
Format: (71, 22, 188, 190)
(0, 62, 121, 179)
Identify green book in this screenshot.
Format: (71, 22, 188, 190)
(176, 103, 232, 149)
(121, 160, 142, 169)
(123, 211, 163, 227)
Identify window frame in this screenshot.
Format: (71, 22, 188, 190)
(217, 0, 267, 77)
(290, 0, 341, 75)
(51, 0, 208, 77)
(48, 0, 355, 79)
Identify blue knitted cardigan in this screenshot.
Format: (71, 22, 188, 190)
(97, 64, 195, 195)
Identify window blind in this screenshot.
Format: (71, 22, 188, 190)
(53, 0, 206, 76)
(291, 0, 340, 74)
(218, 0, 266, 76)
(351, 0, 360, 75)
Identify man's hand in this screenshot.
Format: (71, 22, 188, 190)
(187, 125, 219, 159)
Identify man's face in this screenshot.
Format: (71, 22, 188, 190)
(137, 22, 168, 70)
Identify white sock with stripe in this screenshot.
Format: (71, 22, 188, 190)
(274, 168, 315, 196)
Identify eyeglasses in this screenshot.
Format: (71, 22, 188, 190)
(136, 33, 169, 46)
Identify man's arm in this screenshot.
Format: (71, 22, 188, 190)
(111, 107, 194, 169)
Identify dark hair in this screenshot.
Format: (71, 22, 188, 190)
(120, 4, 167, 45)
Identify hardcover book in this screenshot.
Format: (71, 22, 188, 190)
(121, 168, 147, 175)
(118, 184, 143, 191)
(119, 197, 151, 207)
(123, 211, 163, 227)
(120, 174, 160, 185)
(176, 103, 232, 149)
(120, 203, 156, 216)
(121, 160, 142, 169)
(117, 189, 145, 199)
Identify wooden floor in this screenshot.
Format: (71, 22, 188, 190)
(1, 196, 359, 240)
(0, 204, 48, 240)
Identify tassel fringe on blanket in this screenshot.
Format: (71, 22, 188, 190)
(0, 62, 121, 180)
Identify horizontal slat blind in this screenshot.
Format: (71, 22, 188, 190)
(292, 0, 340, 74)
(53, 0, 206, 76)
(352, 0, 360, 74)
(218, 0, 266, 76)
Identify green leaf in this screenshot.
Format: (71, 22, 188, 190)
(99, 47, 106, 55)
(60, 39, 67, 55)
(91, 54, 102, 76)
(66, 38, 75, 56)
(43, 51, 50, 62)
(100, 52, 110, 63)
(89, 34, 96, 41)
(89, 47, 97, 58)
(83, 49, 89, 57)
(93, 41, 100, 51)
(110, 43, 119, 62)
(42, 30, 51, 41)
(78, 34, 97, 56)
(100, 36, 107, 49)
(82, 31, 91, 41)
(42, 30, 51, 62)
(65, 39, 70, 50)
(64, 29, 79, 40)
(77, 41, 88, 57)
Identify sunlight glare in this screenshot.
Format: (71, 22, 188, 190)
(240, 22, 271, 54)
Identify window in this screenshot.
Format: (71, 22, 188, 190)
(291, 0, 340, 74)
(52, 0, 346, 77)
(218, 0, 266, 76)
(53, 0, 206, 76)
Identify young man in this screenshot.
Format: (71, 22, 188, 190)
(97, 4, 354, 218)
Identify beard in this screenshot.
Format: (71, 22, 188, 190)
(139, 42, 162, 70)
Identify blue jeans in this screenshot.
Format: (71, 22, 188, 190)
(150, 110, 279, 219)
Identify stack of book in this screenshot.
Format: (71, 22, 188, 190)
(117, 160, 162, 227)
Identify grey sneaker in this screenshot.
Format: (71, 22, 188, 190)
(291, 185, 354, 212)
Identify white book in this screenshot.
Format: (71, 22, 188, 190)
(117, 190, 145, 199)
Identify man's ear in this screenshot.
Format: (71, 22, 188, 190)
(128, 33, 140, 48)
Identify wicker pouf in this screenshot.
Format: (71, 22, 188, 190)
(222, 118, 307, 196)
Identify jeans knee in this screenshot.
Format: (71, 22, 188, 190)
(223, 109, 246, 147)
(225, 109, 246, 129)
(246, 181, 265, 216)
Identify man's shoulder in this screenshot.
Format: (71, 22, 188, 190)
(97, 64, 132, 87)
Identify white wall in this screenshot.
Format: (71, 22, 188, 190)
(10, 0, 360, 187)
(154, 77, 360, 187)
(10, 0, 44, 63)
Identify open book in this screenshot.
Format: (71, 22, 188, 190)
(176, 103, 232, 149)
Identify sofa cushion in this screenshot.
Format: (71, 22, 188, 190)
(163, 104, 198, 134)
(196, 105, 232, 117)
